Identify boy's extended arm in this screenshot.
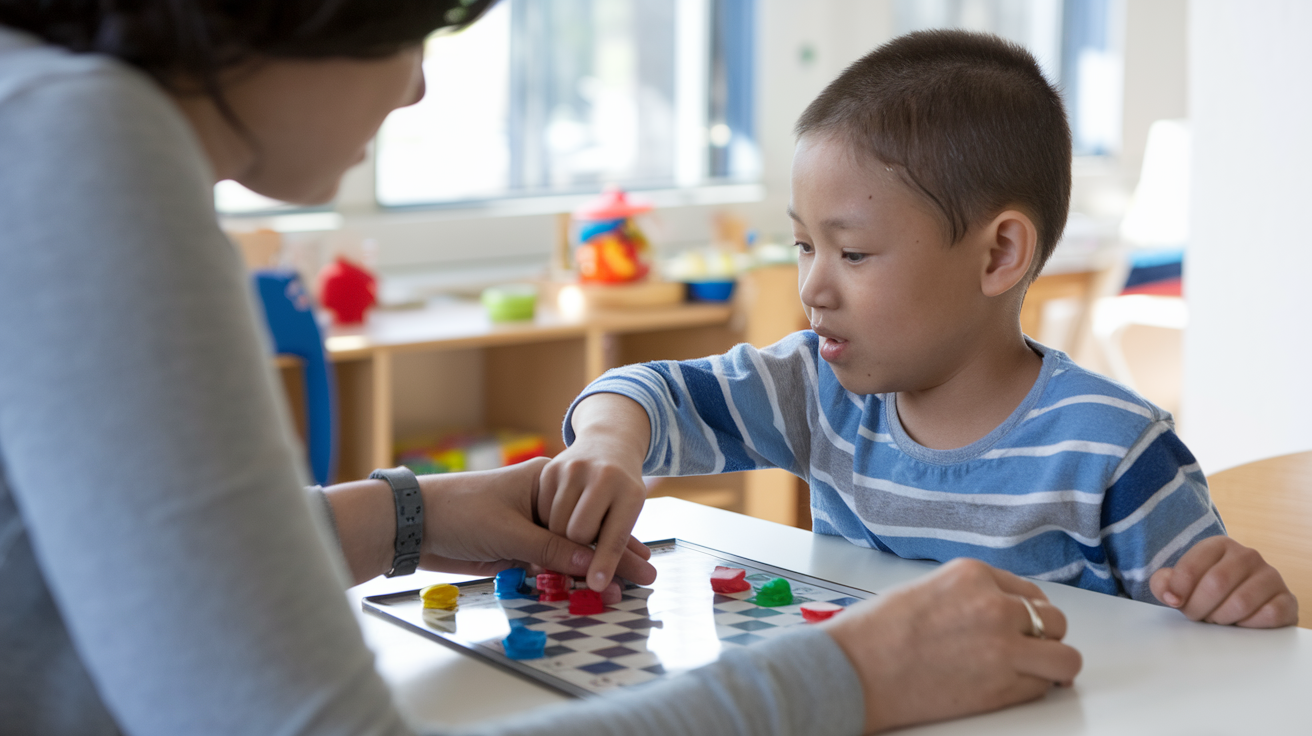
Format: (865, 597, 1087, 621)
(540, 335, 818, 589)
(539, 394, 653, 591)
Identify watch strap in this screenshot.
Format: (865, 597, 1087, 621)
(369, 466, 423, 577)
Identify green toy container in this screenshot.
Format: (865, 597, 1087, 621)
(481, 284, 537, 322)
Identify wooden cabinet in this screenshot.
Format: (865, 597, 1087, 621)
(281, 265, 809, 525)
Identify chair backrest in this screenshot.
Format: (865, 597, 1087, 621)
(254, 269, 338, 485)
(1207, 451, 1312, 628)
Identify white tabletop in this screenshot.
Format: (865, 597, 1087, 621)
(354, 497, 1312, 734)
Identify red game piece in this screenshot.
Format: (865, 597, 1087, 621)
(536, 571, 569, 590)
(537, 571, 571, 602)
(539, 588, 569, 602)
(569, 588, 606, 615)
(710, 566, 752, 594)
(800, 601, 844, 623)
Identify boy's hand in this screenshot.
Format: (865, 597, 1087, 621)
(416, 457, 654, 586)
(538, 394, 653, 591)
(1149, 536, 1298, 627)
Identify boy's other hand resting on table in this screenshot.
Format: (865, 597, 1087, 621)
(1149, 535, 1298, 627)
(538, 393, 653, 592)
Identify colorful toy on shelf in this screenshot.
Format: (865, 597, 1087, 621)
(318, 255, 377, 325)
(395, 429, 547, 475)
(573, 187, 653, 284)
(481, 284, 537, 322)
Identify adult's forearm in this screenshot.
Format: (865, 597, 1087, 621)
(323, 478, 396, 586)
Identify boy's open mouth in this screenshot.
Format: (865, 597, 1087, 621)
(812, 326, 849, 362)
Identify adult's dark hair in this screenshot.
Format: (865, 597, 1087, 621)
(0, 0, 497, 95)
(795, 30, 1072, 279)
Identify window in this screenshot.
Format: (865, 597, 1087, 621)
(894, 0, 1124, 156)
(375, 0, 759, 208)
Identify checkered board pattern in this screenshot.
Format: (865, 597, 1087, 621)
(362, 539, 873, 698)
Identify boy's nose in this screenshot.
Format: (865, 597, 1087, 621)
(798, 259, 837, 312)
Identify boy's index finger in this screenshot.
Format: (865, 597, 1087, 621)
(1166, 537, 1229, 604)
(586, 495, 645, 592)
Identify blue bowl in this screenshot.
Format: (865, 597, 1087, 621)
(686, 280, 736, 302)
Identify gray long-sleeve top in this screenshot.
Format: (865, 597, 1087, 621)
(0, 26, 865, 736)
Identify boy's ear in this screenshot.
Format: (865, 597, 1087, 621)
(978, 209, 1038, 298)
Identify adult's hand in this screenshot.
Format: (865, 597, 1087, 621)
(418, 457, 656, 586)
(822, 558, 1082, 734)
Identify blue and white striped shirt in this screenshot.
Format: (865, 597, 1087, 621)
(565, 331, 1225, 602)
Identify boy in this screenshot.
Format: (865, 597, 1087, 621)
(540, 30, 1296, 627)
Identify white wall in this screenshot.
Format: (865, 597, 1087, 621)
(1183, 0, 1312, 473)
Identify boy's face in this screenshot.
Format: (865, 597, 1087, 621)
(790, 134, 995, 396)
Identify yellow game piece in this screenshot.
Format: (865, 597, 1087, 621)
(420, 583, 459, 611)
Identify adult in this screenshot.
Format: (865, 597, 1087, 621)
(0, 1, 1082, 734)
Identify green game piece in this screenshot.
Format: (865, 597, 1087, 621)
(756, 577, 793, 607)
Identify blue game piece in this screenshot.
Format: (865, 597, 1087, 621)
(502, 621, 548, 660)
(496, 568, 532, 600)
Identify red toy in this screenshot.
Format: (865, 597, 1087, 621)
(318, 255, 377, 325)
(710, 566, 752, 594)
(536, 571, 570, 602)
(568, 589, 605, 616)
(800, 601, 844, 623)
(572, 188, 653, 284)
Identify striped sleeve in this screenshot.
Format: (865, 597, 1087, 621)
(563, 334, 816, 478)
(1100, 420, 1226, 602)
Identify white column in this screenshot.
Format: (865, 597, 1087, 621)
(1184, 0, 1312, 472)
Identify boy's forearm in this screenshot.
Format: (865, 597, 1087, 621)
(569, 393, 652, 466)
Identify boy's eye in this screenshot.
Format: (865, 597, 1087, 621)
(842, 251, 865, 263)
(794, 241, 814, 254)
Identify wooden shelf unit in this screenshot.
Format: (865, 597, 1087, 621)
(279, 265, 810, 526)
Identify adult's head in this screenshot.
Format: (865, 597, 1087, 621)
(795, 29, 1072, 282)
(0, 0, 498, 202)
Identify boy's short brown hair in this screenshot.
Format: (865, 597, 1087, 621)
(796, 30, 1071, 278)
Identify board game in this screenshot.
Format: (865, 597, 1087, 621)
(361, 539, 873, 698)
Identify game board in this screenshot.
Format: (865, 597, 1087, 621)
(361, 539, 873, 698)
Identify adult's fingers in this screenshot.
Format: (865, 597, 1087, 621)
(977, 562, 1048, 603)
(614, 547, 658, 586)
(627, 535, 652, 560)
(1016, 597, 1069, 641)
(997, 673, 1066, 710)
(1011, 637, 1083, 685)
(506, 516, 602, 577)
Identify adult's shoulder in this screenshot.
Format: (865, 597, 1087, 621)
(0, 26, 211, 199)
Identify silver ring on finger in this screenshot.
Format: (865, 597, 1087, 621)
(1019, 596, 1047, 640)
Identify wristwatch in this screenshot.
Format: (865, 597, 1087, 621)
(369, 466, 424, 577)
